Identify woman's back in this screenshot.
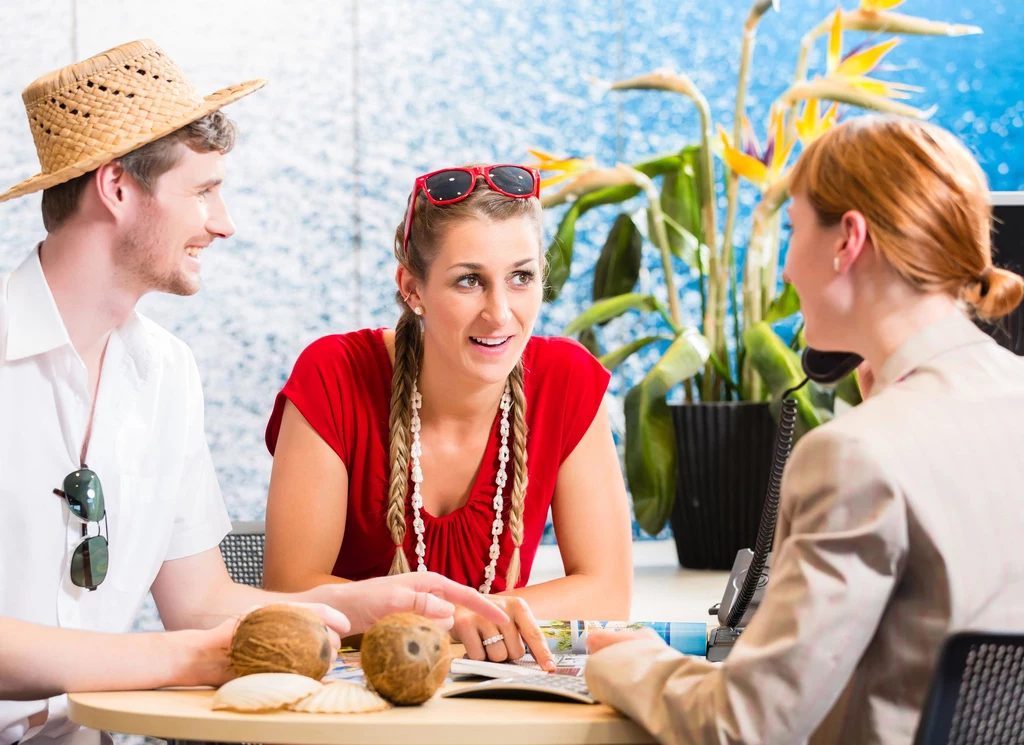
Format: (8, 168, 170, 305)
(787, 310, 1024, 744)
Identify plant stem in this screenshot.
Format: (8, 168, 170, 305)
(787, 13, 833, 142)
(741, 173, 792, 398)
(721, 0, 776, 401)
(638, 175, 683, 328)
(761, 210, 782, 317)
(691, 94, 722, 402)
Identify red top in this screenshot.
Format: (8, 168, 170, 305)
(265, 329, 610, 592)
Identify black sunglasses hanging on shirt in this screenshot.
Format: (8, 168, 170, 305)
(53, 466, 109, 590)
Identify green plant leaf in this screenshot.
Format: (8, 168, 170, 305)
(599, 335, 671, 372)
(661, 212, 706, 271)
(744, 322, 828, 433)
(643, 146, 704, 269)
(593, 213, 643, 304)
(765, 282, 801, 323)
(577, 327, 603, 358)
(544, 203, 581, 302)
(625, 330, 711, 536)
(835, 370, 864, 406)
(542, 153, 685, 302)
(564, 293, 659, 337)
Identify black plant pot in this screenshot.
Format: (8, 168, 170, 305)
(669, 401, 778, 570)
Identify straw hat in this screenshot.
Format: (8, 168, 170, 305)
(0, 39, 266, 203)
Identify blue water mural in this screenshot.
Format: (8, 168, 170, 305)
(1, 0, 1021, 544)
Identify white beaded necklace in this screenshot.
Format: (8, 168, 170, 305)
(409, 378, 512, 594)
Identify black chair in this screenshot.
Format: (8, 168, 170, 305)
(218, 520, 266, 588)
(164, 522, 267, 745)
(914, 631, 1024, 745)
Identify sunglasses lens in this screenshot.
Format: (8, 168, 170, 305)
(63, 469, 105, 522)
(71, 535, 108, 589)
(489, 166, 535, 196)
(424, 170, 474, 202)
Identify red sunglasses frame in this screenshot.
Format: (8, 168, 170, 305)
(401, 164, 541, 257)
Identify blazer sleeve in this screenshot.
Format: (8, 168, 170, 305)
(585, 427, 910, 745)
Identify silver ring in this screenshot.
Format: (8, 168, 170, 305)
(482, 634, 505, 646)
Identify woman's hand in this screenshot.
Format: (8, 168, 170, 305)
(452, 596, 556, 671)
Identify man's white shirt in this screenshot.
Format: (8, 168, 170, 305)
(0, 247, 232, 745)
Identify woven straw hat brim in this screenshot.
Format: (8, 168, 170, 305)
(0, 78, 266, 204)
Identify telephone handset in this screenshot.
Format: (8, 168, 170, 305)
(705, 348, 862, 662)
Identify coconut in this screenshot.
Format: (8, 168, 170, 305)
(228, 604, 333, 680)
(361, 612, 451, 705)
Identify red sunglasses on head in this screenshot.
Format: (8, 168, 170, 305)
(401, 164, 541, 257)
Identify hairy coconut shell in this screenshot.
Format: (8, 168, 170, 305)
(229, 604, 333, 680)
(361, 612, 451, 705)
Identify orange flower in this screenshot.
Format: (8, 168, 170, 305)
(795, 98, 840, 144)
(718, 106, 795, 189)
(524, 148, 596, 189)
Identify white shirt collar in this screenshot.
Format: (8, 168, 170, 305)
(4, 244, 154, 380)
(4, 245, 71, 363)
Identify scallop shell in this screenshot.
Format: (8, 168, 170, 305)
(212, 673, 323, 712)
(288, 681, 392, 714)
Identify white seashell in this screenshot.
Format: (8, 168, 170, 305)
(289, 682, 391, 714)
(212, 673, 323, 712)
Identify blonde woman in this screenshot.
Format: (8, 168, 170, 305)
(583, 117, 1024, 745)
(263, 165, 633, 663)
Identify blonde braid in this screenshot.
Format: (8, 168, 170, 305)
(386, 310, 423, 575)
(503, 359, 529, 590)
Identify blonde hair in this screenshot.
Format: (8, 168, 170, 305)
(790, 116, 1024, 320)
(387, 173, 543, 590)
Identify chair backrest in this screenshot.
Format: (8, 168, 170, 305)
(914, 631, 1024, 745)
(219, 520, 266, 588)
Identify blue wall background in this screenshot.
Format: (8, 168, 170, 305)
(2, 0, 1021, 537)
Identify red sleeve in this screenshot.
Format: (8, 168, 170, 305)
(265, 335, 350, 464)
(549, 338, 612, 463)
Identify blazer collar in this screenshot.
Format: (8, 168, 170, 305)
(872, 309, 994, 397)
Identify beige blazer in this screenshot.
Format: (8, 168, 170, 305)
(586, 310, 1024, 745)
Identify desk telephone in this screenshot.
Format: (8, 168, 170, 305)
(706, 349, 862, 662)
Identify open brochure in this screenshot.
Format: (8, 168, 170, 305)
(328, 620, 709, 683)
(533, 620, 709, 656)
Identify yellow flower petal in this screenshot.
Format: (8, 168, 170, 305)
(837, 38, 900, 77)
(827, 6, 843, 73)
(797, 97, 819, 140)
(771, 138, 797, 181)
(722, 146, 769, 186)
(538, 173, 575, 189)
(822, 101, 840, 126)
(770, 107, 788, 173)
(847, 75, 921, 99)
(859, 0, 906, 10)
(526, 147, 559, 162)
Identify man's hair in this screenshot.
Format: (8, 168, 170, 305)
(40, 110, 237, 232)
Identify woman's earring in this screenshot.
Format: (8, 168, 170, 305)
(413, 307, 423, 316)
(833, 256, 841, 272)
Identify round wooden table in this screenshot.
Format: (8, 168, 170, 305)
(67, 682, 656, 745)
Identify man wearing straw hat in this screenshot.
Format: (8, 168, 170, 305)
(0, 40, 507, 745)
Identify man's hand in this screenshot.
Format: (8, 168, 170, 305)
(309, 572, 510, 635)
(185, 602, 349, 687)
(586, 627, 662, 655)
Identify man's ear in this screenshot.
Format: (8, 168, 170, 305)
(93, 161, 136, 222)
(835, 209, 870, 272)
